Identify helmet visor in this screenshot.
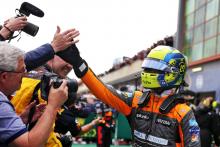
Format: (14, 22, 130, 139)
(141, 58, 171, 72)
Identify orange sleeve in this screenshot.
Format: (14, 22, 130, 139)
(176, 104, 201, 147)
(81, 69, 132, 115)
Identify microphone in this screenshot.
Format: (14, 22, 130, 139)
(19, 2, 44, 17)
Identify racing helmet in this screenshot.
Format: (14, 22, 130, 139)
(141, 46, 187, 89)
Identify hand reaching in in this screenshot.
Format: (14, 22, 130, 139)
(20, 100, 46, 124)
(51, 26, 80, 53)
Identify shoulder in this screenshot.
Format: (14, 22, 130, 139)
(11, 78, 41, 113)
(131, 91, 143, 107)
(15, 77, 41, 93)
(175, 103, 191, 115)
(0, 99, 27, 143)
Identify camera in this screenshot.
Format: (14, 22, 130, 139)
(41, 72, 78, 106)
(16, 2, 44, 36)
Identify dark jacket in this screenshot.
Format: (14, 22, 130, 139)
(25, 43, 55, 71)
(195, 106, 220, 147)
(55, 109, 81, 136)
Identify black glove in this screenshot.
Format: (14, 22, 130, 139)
(56, 44, 88, 78)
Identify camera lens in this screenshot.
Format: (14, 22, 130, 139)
(67, 79, 78, 92)
(22, 22, 39, 36)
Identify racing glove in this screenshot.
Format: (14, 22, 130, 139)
(56, 44, 88, 78)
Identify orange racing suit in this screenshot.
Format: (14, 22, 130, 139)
(80, 69, 201, 147)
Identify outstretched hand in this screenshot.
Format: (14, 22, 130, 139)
(20, 100, 46, 124)
(51, 26, 80, 53)
(92, 117, 103, 126)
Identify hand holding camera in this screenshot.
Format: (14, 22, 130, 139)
(48, 79, 68, 110)
(0, 16, 27, 40)
(41, 72, 78, 108)
(0, 2, 44, 41)
(3, 16, 27, 32)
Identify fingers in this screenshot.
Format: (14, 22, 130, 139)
(65, 30, 79, 38)
(51, 26, 80, 52)
(71, 31, 80, 39)
(63, 29, 79, 39)
(65, 31, 80, 45)
(72, 39, 79, 44)
(64, 86, 68, 96)
(60, 80, 68, 88)
(62, 28, 76, 35)
(4, 19, 9, 24)
(36, 103, 47, 111)
(25, 100, 36, 110)
(55, 79, 68, 93)
(61, 80, 68, 97)
(16, 16, 27, 22)
(55, 26, 61, 35)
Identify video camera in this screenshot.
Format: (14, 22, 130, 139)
(41, 72, 78, 106)
(16, 2, 44, 36)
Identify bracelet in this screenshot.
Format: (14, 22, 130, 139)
(3, 25, 13, 33)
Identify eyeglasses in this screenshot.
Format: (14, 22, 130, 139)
(0, 68, 27, 74)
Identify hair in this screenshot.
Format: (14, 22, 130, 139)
(145, 36, 174, 56)
(0, 42, 24, 71)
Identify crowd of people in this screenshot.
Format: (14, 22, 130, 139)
(1, 3, 220, 147)
(182, 91, 220, 147)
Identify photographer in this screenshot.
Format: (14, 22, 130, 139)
(12, 55, 95, 147)
(0, 42, 68, 147)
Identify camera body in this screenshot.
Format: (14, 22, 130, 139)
(41, 72, 78, 106)
(16, 2, 44, 36)
(17, 14, 39, 37)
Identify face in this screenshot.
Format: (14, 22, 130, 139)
(51, 56, 72, 78)
(0, 57, 26, 96)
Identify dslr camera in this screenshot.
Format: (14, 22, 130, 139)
(16, 2, 44, 36)
(41, 72, 78, 106)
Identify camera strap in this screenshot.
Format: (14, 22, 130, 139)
(27, 82, 41, 130)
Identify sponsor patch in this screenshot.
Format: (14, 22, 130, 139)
(136, 113, 150, 120)
(134, 130, 146, 140)
(179, 108, 187, 113)
(156, 118, 171, 126)
(147, 135, 168, 145)
(122, 92, 133, 98)
(189, 119, 198, 126)
(189, 119, 200, 142)
(134, 130, 168, 145)
(79, 63, 87, 72)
